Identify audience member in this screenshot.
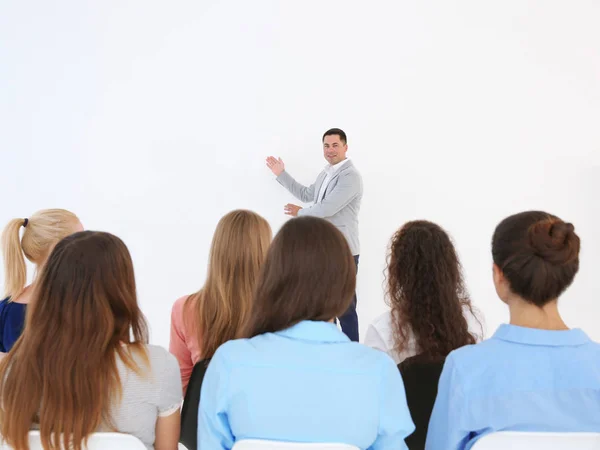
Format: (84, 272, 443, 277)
(367, 221, 481, 450)
(0, 231, 182, 450)
(169, 209, 272, 393)
(426, 211, 600, 450)
(173, 210, 271, 450)
(198, 216, 414, 449)
(365, 221, 481, 364)
(0, 209, 82, 353)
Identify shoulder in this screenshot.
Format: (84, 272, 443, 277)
(0, 297, 25, 319)
(171, 295, 192, 315)
(371, 311, 392, 330)
(576, 338, 600, 360)
(343, 340, 400, 375)
(343, 161, 361, 176)
(341, 165, 361, 181)
(439, 338, 511, 392)
(144, 344, 180, 371)
(210, 338, 254, 368)
(170, 295, 194, 330)
(446, 338, 502, 368)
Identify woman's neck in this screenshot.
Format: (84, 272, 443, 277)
(508, 298, 568, 330)
(13, 284, 34, 304)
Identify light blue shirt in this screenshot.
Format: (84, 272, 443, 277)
(198, 320, 414, 449)
(426, 324, 600, 450)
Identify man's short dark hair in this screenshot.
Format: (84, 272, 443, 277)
(322, 128, 347, 145)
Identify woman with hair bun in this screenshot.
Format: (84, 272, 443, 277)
(426, 211, 600, 450)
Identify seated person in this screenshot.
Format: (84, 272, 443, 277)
(198, 216, 415, 449)
(169, 209, 271, 393)
(375, 220, 482, 450)
(365, 221, 480, 364)
(0, 209, 82, 353)
(426, 211, 600, 450)
(0, 231, 182, 450)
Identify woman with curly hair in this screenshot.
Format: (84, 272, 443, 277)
(365, 220, 481, 363)
(365, 220, 481, 450)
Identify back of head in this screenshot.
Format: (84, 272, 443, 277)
(1, 208, 80, 299)
(0, 231, 148, 450)
(243, 216, 356, 337)
(387, 221, 479, 360)
(192, 210, 272, 358)
(492, 211, 580, 306)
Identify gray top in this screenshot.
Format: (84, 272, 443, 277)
(276, 159, 363, 255)
(107, 344, 182, 449)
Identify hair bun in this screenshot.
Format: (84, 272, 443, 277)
(529, 219, 580, 265)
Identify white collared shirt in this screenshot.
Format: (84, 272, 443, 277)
(317, 158, 350, 202)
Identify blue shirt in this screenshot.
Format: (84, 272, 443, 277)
(198, 320, 414, 450)
(426, 324, 600, 450)
(0, 297, 27, 352)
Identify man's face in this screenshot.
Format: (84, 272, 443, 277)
(323, 134, 348, 165)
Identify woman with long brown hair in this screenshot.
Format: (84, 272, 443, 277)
(169, 209, 272, 392)
(365, 220, 481, 364)
(198, 217, 414, 449)
(364, 220, 481, 450)
(0, 231, 182, 450)
(0, 209, 82, 353)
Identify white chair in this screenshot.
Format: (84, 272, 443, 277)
(471, 431, 600, 450)
(0, 431, 147, 449)
(233, 440, 359, 450)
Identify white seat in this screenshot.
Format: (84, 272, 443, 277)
(233, 440, 359, 450)
(0, 431, 146, 449)
(471, 431, 600, 450)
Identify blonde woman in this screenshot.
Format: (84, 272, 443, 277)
(0, 209, 82, 353)
(169, 210, 272, 392)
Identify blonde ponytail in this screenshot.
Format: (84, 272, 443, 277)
(1, 219, 28, 299)
(1, 209, 81, 300)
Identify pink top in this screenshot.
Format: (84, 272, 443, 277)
(169, 295, 202, 393)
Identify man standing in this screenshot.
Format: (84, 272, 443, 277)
(265, 128, 363, 341)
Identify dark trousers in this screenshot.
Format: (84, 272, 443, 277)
(339, 255, 360, 342)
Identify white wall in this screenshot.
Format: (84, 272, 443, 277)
(1, 0, 599, 347)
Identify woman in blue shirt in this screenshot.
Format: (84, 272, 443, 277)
(426, 211, 600, 450)
(198, 216, 415, 450)
(1, 209, 82, 353)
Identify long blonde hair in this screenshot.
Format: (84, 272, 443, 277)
(186, 210, 272, 359)
(1, 209, 80, 300)
(0, 231, 149, 450)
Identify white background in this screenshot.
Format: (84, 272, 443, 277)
(1, 0, 599, 348)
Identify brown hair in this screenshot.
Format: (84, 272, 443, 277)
(492, 211, 580, 306)
(1, 209, 80, 300)
(387, 221, 480, 361)
(243, 216, 355, 337)
(0, 231, 149, 450)
(186, 210, 272, 359)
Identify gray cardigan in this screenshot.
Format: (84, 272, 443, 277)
(276, 160, 362, 255)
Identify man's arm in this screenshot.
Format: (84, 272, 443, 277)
(298, 171, 360, 219)
(276, 171, 316, 203)
(266, 156, 316, 203)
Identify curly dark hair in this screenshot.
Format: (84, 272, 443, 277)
(386, 220, 481, 361)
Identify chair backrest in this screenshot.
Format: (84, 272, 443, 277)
(232, 440, 359, 450)
(398, 355, 445, 450)
(471, 431, 600, 450)
(180, 358, 211, 450)
(0, 431, 147, 449)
